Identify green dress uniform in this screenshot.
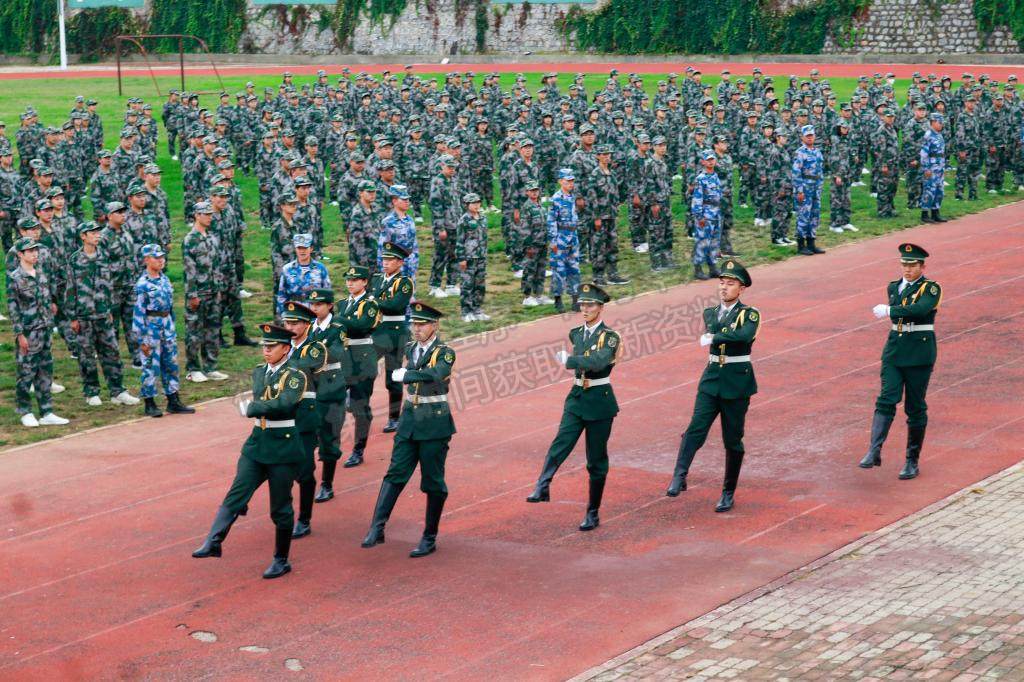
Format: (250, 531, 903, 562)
(336, 265, 381, 467)
(860, 243, 940, 480)
(526, 283, 621, 532)
(192, 323, 306, 579)
(371, 241, 414, 432)
(362, 302, 456, 558)
(666, 260, 759, 513)
(307, 289, 353, 504)
(282, 301, 327, 538)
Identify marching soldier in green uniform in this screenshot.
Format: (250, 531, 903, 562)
(860, 243, 941, 480)
(362, 302, 456, 557)
(281, 301, 327, 539)
(372, 241, 414, 433)
(192, 323, 306, 579)
(306, 288, 351, 504)
(337, 265, 380, 468)
(665, 260, 759, 512)
(526, 283, 621, 532)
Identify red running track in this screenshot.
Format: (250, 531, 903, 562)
(2, 203, 1024, 679)
(1, 60, 1023, 82)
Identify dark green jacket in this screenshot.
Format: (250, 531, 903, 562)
(563, 322, 621, 421)
(286, 335, 327, 433)
(370, 271, 413, 353)
(336, 292, 380, 381)
(699, 301, 760, 400)
(308, 315, 350, 402)
(397, 336, 456, 440)
(243, 364, 306, 464)
(883, 277, 941, 367)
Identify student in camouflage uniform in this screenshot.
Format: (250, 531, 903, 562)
(767, 129, 795, 247)
(100, 201, 140, 364)
(644, 136, 674, 271)
(134, 243, 195, 421)
(792, 125, 826, 255)
(691, 150, 723, 280)
(587, 145, 628, 286)
(427, 154, 460, 297)
(518, 181, 551, 307)
(983, 96, 1013, 193)
(871, 109, 900, 218)
(456, 192, 490, 321)
(548, 168, 582, 313)
(276, 232, 331, 315)
(0, 146, 19, 252)
(901, 101, 930, 211)
(626, 133, 651, 253)
(347, 180, 380, 272)
(378, 184, 419, 277)
(919, 114, 949, 224)
(828, 121, 856, 233)
(954, 97, 983, 200)
(66, 221, 139, 407)
(711, 135, 737, 256)
(7, 237, 69, 428)
(182, 201, 228, 383)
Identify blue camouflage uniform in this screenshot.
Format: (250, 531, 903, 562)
(919, 120, 946, 211)
(547, 188, 580, 297)
(792, 138, 824, 239)
(378, 211, 419, 278)
(276, 260, 331, 315)
(132, 257, 179, 399)
(690, 169, 722, 267)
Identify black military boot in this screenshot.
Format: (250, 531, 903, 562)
(571, 295, 580, 312)
(526, 455, 560, 502)
(808, 237, 825, 254)
(666, 433, 700, 497)
(262, 527, 292, 579)
(797, 236, 812, 255)
(344, 442, 365, 468)
(292, 485, 314, 538)
(579, 477, 605, 531)
(608, 271, 630, 285)
(899, 425, 926, 480)
(315, 460, 336, 503)
(233, 325, 258, 347)
(410, 492, 447, 557)
(693, 263, 709, 280)
(716, 449, 745, 512)
(859, 412, 894, 468)
(931, 209, 948, 223)
(920, 210, 933, 223)
(192, 505, 237, 558)
(362, 481, 405, 547)
(708, 262, 722, 278)
(144, 397, 163, 418)
(166, 393, 195, 414)
(553, 296, 565, 313)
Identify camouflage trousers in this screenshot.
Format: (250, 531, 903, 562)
(720, 194, 735, 254)
(259, 189, 274, 230)
(647, 202, 673, 263)
(185, 295, 221, 373)
(920, 169, 945, 211)
(591, 214, 620, 279)
(985, 147, 1009, 191)
(222, 284, 244, 328)
(429, 231, 458, 288)
(550, 229, 580, 297)
(472, 170, 494, 206)
(874, 169, 898, 217)
(628, 198, 648, 247)
(955, 152, 981, 198)
(692, 214, 721, 267)
(15, 327, 53, 415)
(0, 214, 15, 252)
(139, 321, 180, 398)
(577, 214, 593, 263)
(460, 258, 487, 315)
(76, 317, 125, 398)
(905, 165, 923, 209)
(753, 176, 772, 221)
(236, 141, 256, 174)
(829, 178, 852, 228)
(167, 129, 178, 157)
(521, 244, 547, 296)
(771, 189, 793, 241)
(739, 165, 754, 205)
(794, 186, 822, 238)
(407, 177, 428, 215)
(346, 230, 378, 276)
(500, 206, 514, 258)
(111, 287, 140, 361)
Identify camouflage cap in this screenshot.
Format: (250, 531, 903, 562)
(34, 199, 53, 212)
(105, 200, 127, 213)
(292, 233, 314, 248)
(388, 184, 411, 199)
(78, 220, 102, 236)
(463, 192, 481, 204)
(193, 201, 214, 215)
(140, 243, 165, 259)
(377, 159, 397, 170)
(13, 237, 40, 252)
(279, 192, 298, 205)
(358, 180, 377, 192)
(144, 163, 161, 174)
(209, 185, 230, 197)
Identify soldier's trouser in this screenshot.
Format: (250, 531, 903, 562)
(986, 148, 1007, 190)
(316, 400, 346, 462)
(259, 189, 273, 229)
(543, 410, 613, 481)
(111, 289, 140, 360)
(76, 318, 125, 398)
(720, 196, 735, 252)
(139, 332, 180, 398)
(578, 215, 593, 262)
(428, 231, 457, 288)
(830, 178, 852, 227)
(500, 207, 514, 257)
(234, 240, 245, 291)
(874, 362, 932, 428)
(754, 177, 772, 220)
(679, 390, 749, 491)
(460, 258, 487, 314)
(794, 189, 821, 238)
(407, 177, 428, 214)
(692, 216, 721, 266)
(376, 334, 407, 421)
(628, 199, 648, 247)
(384, 433, 451, 494)
(222, 453, 297, 532)
(905, 166, 923, 209)
(550, 229, 580, 297)
(875, 172, 898, 216)
(955, 152, 980, 197)
(920, 170, 945, 211)
(476, 170, 494, 206)
(296, 430, 317, 524)
(739, 165, 754, 205)
(647, 203, 672, 260)
(346, 377, 375, 449)
(185, 296, 221, 372)
(15, 328, 53, 415)
(222, 286, 244, 328)
(167, 130, 178, 156)
(591, 214, 619, 278)
(0, 215, 15, 252)
(521, 246, 546, 296)
(771, 190, 792, 241)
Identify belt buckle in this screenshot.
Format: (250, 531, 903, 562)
(582, 377, 590, 390)
(897, 319, 903, 335)
(259, 417, 266, 430)
(412, 393, 419, 406)
(343, 337, 350, 348)
(718, 354, 726, 367)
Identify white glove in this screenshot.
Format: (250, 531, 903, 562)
(391, 368, 407, 382)
(699, 333, 714, 347)
(872, 304, 889, 319)
(554, 349, 569, 365)
(237, 399, 250, 417)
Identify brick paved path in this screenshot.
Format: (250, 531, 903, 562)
(576, 464, 1024, 681)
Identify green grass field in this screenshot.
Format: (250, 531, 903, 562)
(0, 70, 1018, 449)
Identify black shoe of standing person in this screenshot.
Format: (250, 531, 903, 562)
(715, 490, 735, 512)
(383, 418, 399, 433)
(931, 209, 948, 223)
(344, 448, 364, 468)
(144, 397, 163, 418)
(233, 326, 258, 347)
(166, 392, 195, 414)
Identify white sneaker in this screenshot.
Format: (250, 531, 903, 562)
(445, 285, 460, 296)
(1018, 185, 1024, 191)
(830, 226, 844, 233)
(861, 167, 870, 175)
(461, 313, 476, 322)
(0, 312, 6, 320)
(513, 269, 523, 279)
(635, 243, 649, 254)
(21, 413, 39, 428)
(537, 295, 554, 305)
(415, 216, 424, 224)
(85, 395, 103, 407)
(545, 269, 553, 277)
(739, 203, 749, 209)
(869, 192, 878, 198)
(522, 296, 539, 306)
(51, 382, 66, 394)
(475, 311, 491, 321)
(111, 390, 141, 406)
(187, 371, 208, 383)
(39, 412, 70, 426)
(428, 287, 447, 298)
(672, 174, 683, 181)
(844, 223, 858, 232)
(239, 289, 253, 299)
(851, 181, 865, 187)
(171, 155, 179, 161)
(988, 189, 998, 194)
(330, 200, 339, 207)
(206, 370, 229, 381)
